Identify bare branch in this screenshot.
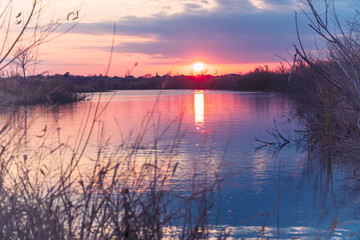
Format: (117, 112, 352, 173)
(0, 0, 80, 73)
(294, 45, 344, 92)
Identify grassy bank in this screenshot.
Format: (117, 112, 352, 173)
(0, 76, 86, 107)
(287, 63, 360, 146)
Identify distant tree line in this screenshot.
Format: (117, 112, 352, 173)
(14, 66, 290, 93)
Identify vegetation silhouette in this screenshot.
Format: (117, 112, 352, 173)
(2, 0, 360, 238)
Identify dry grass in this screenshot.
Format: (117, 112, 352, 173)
(0, 98, 228, 239)
(0, 76, 86, 107)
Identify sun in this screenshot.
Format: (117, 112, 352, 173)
(193, 62, 205, 73)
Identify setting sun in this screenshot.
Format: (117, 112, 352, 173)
(193, 62, 205, 73)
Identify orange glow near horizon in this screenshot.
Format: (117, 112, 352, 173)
(194, 90, 205, 130)
(33, 32, 283, 77)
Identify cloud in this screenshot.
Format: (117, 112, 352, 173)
(116, 11, 299, 63)
(214, 0, 297, 12)
(214, 0, 258, 12)
(69, 0, 333, 64)
(184, 3, 203, 10)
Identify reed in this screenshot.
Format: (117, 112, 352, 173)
(0, 98, 228, 239)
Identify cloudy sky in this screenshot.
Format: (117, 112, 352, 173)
(15, 0, 354, 76)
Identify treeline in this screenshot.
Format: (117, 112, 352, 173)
(34, 67, 290, 93)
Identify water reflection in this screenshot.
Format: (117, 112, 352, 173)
(2, 90, 359, 238)
(194, 90, 205, 130)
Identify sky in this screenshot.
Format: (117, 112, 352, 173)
(9, 0, 355, 77)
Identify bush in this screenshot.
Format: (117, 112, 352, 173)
(291, 0, 360, 145)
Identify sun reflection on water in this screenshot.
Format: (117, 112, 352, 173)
(194, 90, 205, 130)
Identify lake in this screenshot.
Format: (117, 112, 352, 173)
(5, 89, 360, 239)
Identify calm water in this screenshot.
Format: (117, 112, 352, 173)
(6, 90, 360, 238)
